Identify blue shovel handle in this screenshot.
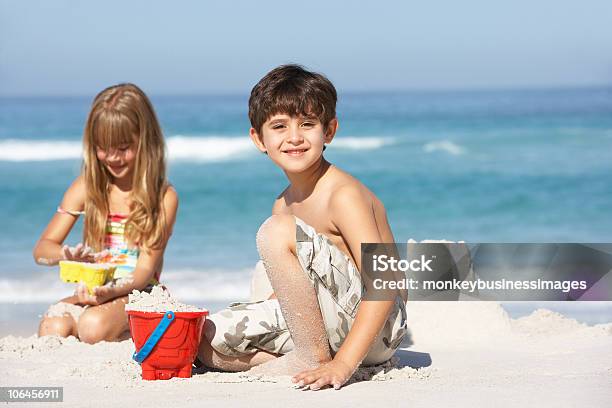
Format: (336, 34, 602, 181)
(132, 311, 175, 363)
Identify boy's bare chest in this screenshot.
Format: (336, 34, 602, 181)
(289, 205, 330, 233)
(283, 199, 352, 260)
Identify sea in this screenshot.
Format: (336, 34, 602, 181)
(1, 87, 611, 334)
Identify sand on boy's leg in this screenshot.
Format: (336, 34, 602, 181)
(251, 214, 332, 374)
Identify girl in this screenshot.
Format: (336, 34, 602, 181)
(34, 83, 178, 344)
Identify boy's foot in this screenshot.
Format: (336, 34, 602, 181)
(248, 350, 329, 376)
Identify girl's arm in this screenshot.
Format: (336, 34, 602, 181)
(33, 176, 87, 266)
(94, 187, 179, 301)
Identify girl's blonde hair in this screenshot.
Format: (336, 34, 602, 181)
(82, 83, 168, 252)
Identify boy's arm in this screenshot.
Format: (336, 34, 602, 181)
(292, 186, 396, 390)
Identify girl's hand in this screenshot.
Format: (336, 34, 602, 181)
(61, 244, 108, 263)
(291, 358, 356, 391)
(61, 243, 93, 262)
(75, 283, 114, 306)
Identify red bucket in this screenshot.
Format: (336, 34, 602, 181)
(127, 309, 208, 380)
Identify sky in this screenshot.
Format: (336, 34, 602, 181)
(1, 0, 611, 96)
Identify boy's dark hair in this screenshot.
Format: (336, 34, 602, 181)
(249, 64, 337, 134)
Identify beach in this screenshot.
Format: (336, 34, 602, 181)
(1, 89, 612, 406)
(1, 302, 611, 407)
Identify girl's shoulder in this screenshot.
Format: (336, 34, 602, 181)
(163, 183, 179, 209)
(60, 175, 87, 211)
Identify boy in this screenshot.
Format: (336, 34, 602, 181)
(197, 65, 407, 390)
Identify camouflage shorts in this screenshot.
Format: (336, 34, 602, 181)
(205, 216, 408, 366)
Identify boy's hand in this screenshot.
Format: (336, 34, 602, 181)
(75, 283, 114, 306)
(291, 358, 356, 391)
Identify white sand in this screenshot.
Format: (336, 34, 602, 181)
(1, 302, 611, 407)
(45, 301, 88, 320)
(125, 286, 207, 313)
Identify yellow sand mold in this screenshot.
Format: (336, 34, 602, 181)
(59, 260, 116, 294)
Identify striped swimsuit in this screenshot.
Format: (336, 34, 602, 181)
(103, 213, 141, 279)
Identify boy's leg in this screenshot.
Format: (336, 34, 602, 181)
(256, 214, 332, 368)
(200, 214, 406, 373)
(77, 296, 129, 344)
(197, 331, 278, 372)
(255, 215, 407, 371)
(197, 299, 293, 371)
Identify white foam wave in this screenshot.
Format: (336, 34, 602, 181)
(0, 140, 82, 161)
(423, 140, 466, 156)
(0, 136, 392, 162)
(0, 268, 252, 303)
(167, 136, 254, 162)
(332, 137, 392, 149)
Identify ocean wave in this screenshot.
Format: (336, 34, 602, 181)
(0, 136, 393, 162)
(423, 140, 466, 156)
(0, 140, 82, 161)
(0, 268, 253, 303)
(332, 137, 392, 149)
(168, 136, 254, 162)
